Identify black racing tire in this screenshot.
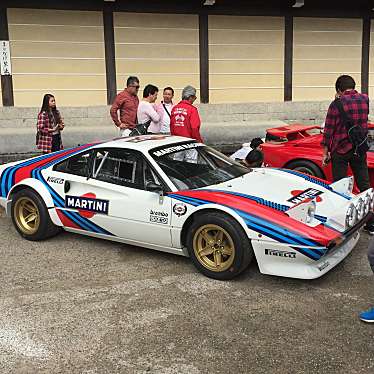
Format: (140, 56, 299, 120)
(11, 188, 60, 241)
(286, 160, 324, 179)
(186, 212, 253, 280)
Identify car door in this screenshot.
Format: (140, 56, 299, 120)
(50, 147, 173, 247)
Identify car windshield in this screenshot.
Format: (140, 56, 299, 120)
(150, 142, 249, 190)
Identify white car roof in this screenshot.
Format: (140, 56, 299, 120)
(93, 135, 196, 153)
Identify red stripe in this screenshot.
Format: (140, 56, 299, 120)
(173, 190, 340, 246)
(56, 209, 81, 230)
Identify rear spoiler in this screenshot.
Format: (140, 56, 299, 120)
(266, 124, 321, 141)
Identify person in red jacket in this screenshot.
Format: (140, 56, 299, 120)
(170, 85, 203, 142)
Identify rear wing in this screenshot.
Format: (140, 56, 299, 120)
(266, 124, 321, 142)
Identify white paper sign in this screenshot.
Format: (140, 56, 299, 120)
(0, 41, 11, 75)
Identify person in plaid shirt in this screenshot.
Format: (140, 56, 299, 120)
(322, 76, 372, 213)
(36, 94, 64, 153)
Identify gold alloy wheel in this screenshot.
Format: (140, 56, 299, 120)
(14, 197, 40, 235)
(192, 224, 235, 272)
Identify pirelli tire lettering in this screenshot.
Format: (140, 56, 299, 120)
(265, 248, 296, 259)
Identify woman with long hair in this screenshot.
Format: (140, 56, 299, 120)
(36, 94, 64, 153)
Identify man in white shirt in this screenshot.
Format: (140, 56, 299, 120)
(137, 84, 163, 133)
(158, 87, 175, 134)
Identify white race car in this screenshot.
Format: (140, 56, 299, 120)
(0, 135, 372, 280)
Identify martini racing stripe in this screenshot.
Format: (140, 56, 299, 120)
(168, 193, 325, 260)
(201, 189, 329, 224)
(170, 190, 339, 243)
(203, 189, 290, 211)
(0, 144, 93, 198)
(1, 152, 58, 197)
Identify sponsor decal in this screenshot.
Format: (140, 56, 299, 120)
(65, 193, 109, 218)
(264, 248, 296, 259)
(173, 203, 187, 217)
(150, 209, 169, 225)
(47, 176, 64, 184)
(317, 261, 330, 271)
(152, 142, 201, 157)
(288, 188, 323, 204)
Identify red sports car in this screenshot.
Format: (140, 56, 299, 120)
(262, 124, 374, 188)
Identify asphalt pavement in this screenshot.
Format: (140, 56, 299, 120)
(0, 207, 374, 374)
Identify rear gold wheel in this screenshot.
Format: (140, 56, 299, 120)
(13, 197, 40, 235)
(11, 189, 60, 241)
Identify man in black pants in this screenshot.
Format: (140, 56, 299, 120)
(321, 75, 374, 233)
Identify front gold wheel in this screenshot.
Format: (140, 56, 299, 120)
(193, 224, 235, 273)
(14, 197, 40, 235)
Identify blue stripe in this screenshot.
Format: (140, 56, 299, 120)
(239, 215, 321, 260)
(275, 168, 351, 200)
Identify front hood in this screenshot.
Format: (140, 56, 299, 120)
(169, 168, 357, 250)
(203, 167, 350, 217)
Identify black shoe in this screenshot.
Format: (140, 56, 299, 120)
(364, 225, 374, 235)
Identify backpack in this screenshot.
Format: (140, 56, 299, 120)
(334, 99, 369, 156)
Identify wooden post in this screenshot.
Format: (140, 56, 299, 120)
(103, 5, 117, 104)
(284, 15, 293, 101)
(0, 8, 14, 106)
(199, 13, 209, 103)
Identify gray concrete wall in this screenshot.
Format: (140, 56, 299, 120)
(0, 101, 331, 162)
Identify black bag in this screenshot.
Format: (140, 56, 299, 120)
(335, 99, 369, 156)
(128, 120, 151, 136)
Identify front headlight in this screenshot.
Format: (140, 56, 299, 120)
(356, 198, 365, 220)
(370, 192, 374, 211)
(346, 203, 358, 228)
(364, 193, 371, 215)
(306, 201, 316, 224)
(348, 176, 354, 194)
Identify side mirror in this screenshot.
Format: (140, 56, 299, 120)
(146, 182, 163, 193)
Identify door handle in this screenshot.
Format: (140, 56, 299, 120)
(64, 181, 71, 193)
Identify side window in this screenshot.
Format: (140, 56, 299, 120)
(92, 149, 143, 189)
(143, 161, 160, 186)
(53, 150, 92, 177)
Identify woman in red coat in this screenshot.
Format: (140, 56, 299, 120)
(36, 94, 64, 153)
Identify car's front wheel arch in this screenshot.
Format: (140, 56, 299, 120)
(180, 208, 249, 248)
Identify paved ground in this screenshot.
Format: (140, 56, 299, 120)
(0, 207, 374, 374)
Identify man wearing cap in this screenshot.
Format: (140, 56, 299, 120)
(170, 85, 203, 142)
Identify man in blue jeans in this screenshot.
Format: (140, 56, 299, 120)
(359, 238, 374, 322)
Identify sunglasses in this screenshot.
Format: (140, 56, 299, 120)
(129, 85, 140, 89)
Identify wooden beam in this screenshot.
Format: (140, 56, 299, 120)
(0, 8, 14, 106)
(361, 16, 371, 95)
(199, 13, 209, 104)
(103, 5, 117, 105)
(284, 15, 293, 102)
